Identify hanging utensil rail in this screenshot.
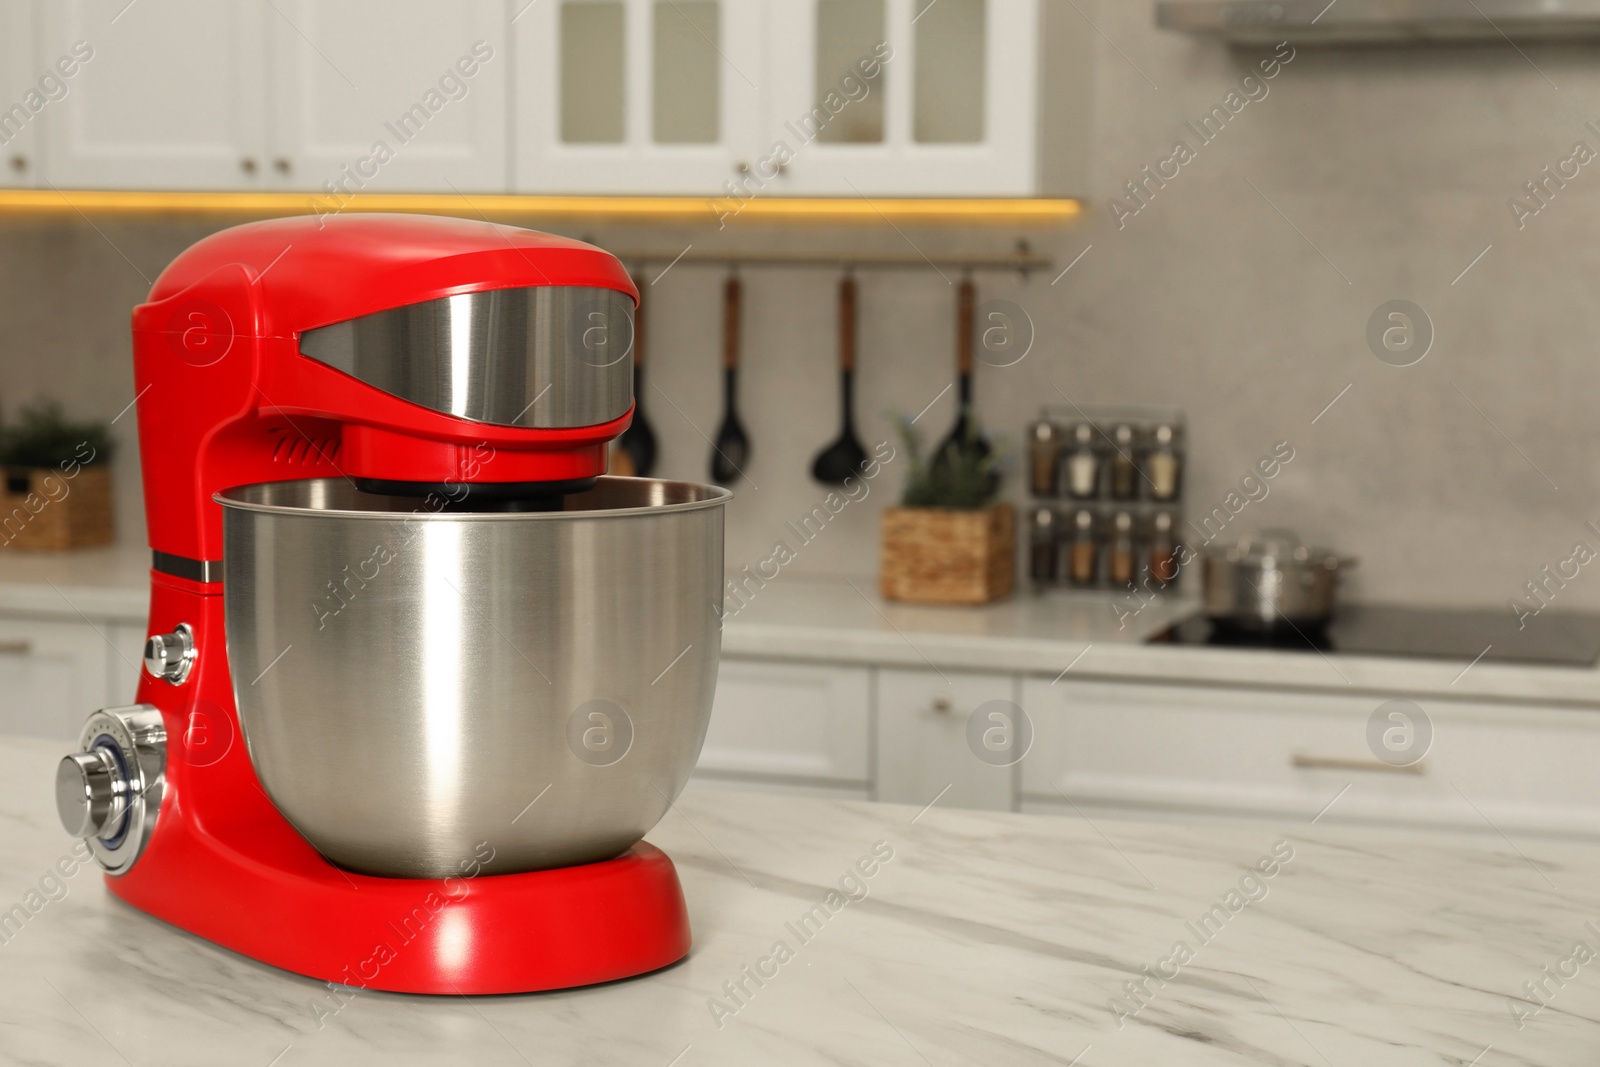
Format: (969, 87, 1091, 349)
(613, 246, 1053, 278)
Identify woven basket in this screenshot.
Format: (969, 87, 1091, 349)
(0, 465, 114, 550)
(879, 503, 1014, 605)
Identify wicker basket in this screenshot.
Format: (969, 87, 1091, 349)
(0, 465, 114, 550)
(879, 503, 1014, 605)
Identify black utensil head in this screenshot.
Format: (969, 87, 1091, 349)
(712, 417, 750, 486)
(619, 410, 658, 478)
(811, 433, 869, 485)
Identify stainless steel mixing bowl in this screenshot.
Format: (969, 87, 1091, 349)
(215, 476, 728, 878)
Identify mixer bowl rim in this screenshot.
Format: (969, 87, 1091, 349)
(214, 475, 731, 521)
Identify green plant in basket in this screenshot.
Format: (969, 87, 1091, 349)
(0, 400, 115, 470)
(894, 415, 1004, 510)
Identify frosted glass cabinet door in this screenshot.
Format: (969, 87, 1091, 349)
(0, 0, 36, 186)
(514, 0, 764, 195)
(268, 0, 508, 194)
(765, 0, 1038, 196)
(39, 0, 267, 190)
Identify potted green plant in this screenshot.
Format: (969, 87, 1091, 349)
(0, 401, 116, 550)
(879, 417, 1013, 605)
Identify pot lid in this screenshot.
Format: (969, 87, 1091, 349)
(1208, 528, 1343, 567)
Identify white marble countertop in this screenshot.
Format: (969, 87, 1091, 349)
(1, 735, 1595, 1065)
(5, 546, 1599, 707)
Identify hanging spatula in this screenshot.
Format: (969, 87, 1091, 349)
(614, 273, 658, 477)
(934, 277, 992, 469)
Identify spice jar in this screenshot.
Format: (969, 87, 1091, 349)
(1030, 422, 1058, 496)
(1108, 424, 1138, 500)
(1108, 510, 1135, 586)
(1058, 424, 1101, 499)
(1146, 424, 1182, 501)
(1061, 508, 1098, 586)
(1149, 511, 1177, 586)
(1030, 507, 1056, 583)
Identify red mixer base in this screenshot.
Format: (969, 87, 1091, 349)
(110, 576, 691, 994)
(107, 840, 692, 995)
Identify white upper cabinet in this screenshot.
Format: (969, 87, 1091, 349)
(0, 0, 37, 186)
(765, 0, 1044, 196)
(22, 0, 1086, 196)
(512, 0, 765, 195)
(39, 0, 266, 190)
(516, 0, 1088, 197)
(267, 0, 508, 195)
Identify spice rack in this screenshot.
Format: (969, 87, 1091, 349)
(1026, 405, 1187, 592)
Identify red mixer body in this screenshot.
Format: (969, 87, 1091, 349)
(108, 215, 691, 993)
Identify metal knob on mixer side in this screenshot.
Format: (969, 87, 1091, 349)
(143, 623, 195, 684)
(55, 748, 126, 838)
(56, 705, 167, 874)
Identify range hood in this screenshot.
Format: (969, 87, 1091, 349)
(1156, 0, 1600, 44)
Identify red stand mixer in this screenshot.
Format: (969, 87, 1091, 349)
(52, 214, 728, 994)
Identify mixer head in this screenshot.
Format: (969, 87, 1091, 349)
(130, 214, 639, 563)
(299, 279, 634, 509)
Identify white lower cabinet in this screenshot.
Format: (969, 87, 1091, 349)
(106, 622, 148, 708)
(695, 658, 871, 797)
(683, 653, 1600, 835)
(0, 617, 112, 740)
(0, 616, 147, 740)
(1019, 678, 1600, 838)
(875, 668, 1017, 812)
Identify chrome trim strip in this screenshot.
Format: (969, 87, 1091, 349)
(152, 550, 223, 584)
(298, 286, 634, 429)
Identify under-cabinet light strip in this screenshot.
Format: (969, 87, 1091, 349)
(0, 189, 1082, 225)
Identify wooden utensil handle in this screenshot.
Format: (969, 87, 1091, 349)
(957, 278, 975, 376)
(723, 275, 741, 370)
(839, 275, 856, 372)
(630, 274, 646, 368)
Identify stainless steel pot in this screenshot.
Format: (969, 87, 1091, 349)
(1201, 528, 1356, 631)
(216, 476, 728, 878)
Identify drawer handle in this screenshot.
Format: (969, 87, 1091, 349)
(1291, 752, 1427, 775)
(0, 640, 32, 655)
(929, 697, 953, 714)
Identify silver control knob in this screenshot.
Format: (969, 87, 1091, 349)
(143, 624, 195, 684)
(55, 749, 125, 838)
(58, 706, 166, 875)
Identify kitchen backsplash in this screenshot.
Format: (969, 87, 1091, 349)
(3, 6, 1600, 615)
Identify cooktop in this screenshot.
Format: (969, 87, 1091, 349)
(1148, 604, 1600, 667)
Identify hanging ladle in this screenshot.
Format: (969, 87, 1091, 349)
(811, 273, 869, 485)
(710, 272, 750, 486)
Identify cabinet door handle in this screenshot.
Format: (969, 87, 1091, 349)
(929, 696, 953, 714)
(1291, 752, 1427, 775)
(0, 640, 32, 655)
(273, 157, 292, 174)
(240, 156, 258, 174)
(8, 154, 26, 173)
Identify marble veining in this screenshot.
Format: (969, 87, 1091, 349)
(2, 736, 1598, 1065)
